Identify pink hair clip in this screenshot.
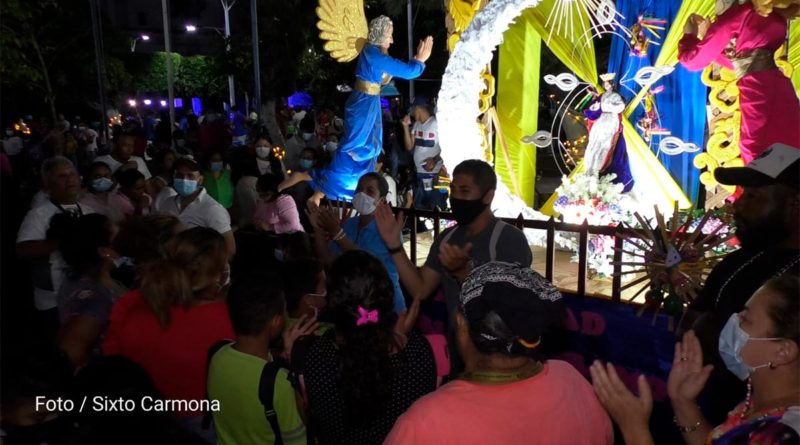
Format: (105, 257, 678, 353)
(356, 306, 379, 326)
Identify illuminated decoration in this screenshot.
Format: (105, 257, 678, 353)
(544, 72, 580, 92)
(143, 99, 152, 106)
(13, 120, 31, 136)
(694, 65, 742, 200)
(288, 91, 314, 108)
(544, 0, 625, 43)
(315, 0, 368, 63)
(521, 130, 553, 147)
(108, 114, 122, 128)
(185, 24, 197, 32)
(636, 86, 670, 142)
(613, 205, 735, 316)
(633, 65, 674, 88)
(159, 100, 168, 107)
(630, 15, 667, 58)
(191, 97, 203, 116)
(174, 98, 184, 108)
(659, 136, 702, 156)
(127, 99, 137, 107)
(141, 34, 150, 41)
(272, 146, 286, 161)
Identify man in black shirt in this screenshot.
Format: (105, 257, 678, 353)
(686, 143, 800, 424)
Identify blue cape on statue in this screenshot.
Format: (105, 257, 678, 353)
(310, 45, 425, 200)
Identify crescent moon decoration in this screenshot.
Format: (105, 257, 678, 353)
(659, 136, 703, 156)
(544, 73, 581, 92)
(633, 65, 676, 87)
(522, 130, 554, 148)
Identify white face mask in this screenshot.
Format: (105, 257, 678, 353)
(352, 192, 378, 215)
(255, 145, 271, 159)
(718, 313, 780, 380)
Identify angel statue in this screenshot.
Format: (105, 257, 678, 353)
(582, 73, 634, 192)
(280, 5, 434, 205)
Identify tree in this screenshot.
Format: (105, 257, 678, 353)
(1, 0, 92, 123)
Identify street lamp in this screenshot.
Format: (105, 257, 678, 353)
(130, 34, 150, 52)
(186, 2, 237, 108)
(128, 99, 137, 107)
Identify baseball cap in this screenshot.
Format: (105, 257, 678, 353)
(714, 143, 800, 190)
(459, 262, 564, 356)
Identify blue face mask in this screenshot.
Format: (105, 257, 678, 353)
(91, 177, 114, 192)
(210, 162, 224, 173)
(174, 179, 199, 197)
(718, 313, 780, 380)
(302, 132, 313, 141)
(299, 159, 314, 170)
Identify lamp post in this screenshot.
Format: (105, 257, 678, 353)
(407, 0, 414, 102)
(185, 0, 237, 109)
(130, 34, 150, 52)
(221, 0, 236, 108)
(162, 0, 176, 142)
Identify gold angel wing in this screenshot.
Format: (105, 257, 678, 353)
(316, 0, 368, 63)
(447, 0, 482, 33)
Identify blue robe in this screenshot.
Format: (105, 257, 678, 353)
(310, 45, 425, 200)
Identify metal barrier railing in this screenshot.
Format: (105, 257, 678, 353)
(398, 207, 653, 303)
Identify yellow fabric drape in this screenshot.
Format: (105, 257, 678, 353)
(523, 0, 599, 84)
(789, 21, 800, 93)
(496, 12, 542, 206)
(624, 0, 716, 117)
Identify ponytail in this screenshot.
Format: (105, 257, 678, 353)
(326, 251, 397, 425)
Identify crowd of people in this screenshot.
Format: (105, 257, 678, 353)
(2, 81, 799, 445)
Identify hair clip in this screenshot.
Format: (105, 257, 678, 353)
(517, 337, 542, 349)
(356, 306, 379, 326)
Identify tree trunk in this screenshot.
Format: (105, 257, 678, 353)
(30, 36, 57, 125)
(262, 99, 286, 147)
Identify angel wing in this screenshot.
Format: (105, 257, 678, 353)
(316, 0, 368, 63)
(447, 0, 482, 33)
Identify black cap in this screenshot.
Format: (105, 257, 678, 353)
(459, 262, 563, 355)
(714, 143, 800, 190)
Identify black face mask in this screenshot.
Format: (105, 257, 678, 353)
(450, 194, 489, 227)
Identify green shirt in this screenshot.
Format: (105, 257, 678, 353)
(203, 169, 234, 209)
(208, 344, 306, 445)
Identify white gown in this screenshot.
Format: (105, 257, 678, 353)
(583, 91, 626, 176)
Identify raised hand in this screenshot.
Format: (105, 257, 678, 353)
(281, 314, 319, 363)
(667, 330, 713, 404)
(590, 361, 653, 433)
(395, 296, 422, 338)
(402, 115, 412, 128)
(374, 201, 405, 247)
(439, 241, 472, 273)
(415, 36, 434, 63)
(305, 200, 323, 232)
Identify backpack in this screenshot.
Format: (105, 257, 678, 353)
(203, 340, 285, 445)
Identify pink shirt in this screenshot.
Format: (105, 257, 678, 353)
(385, 360, 613, 445)
(252, 194, 304, 234)
(679, 4, 800, 163)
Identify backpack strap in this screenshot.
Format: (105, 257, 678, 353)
(489, 220, 507, 262)
(259, 362, 284, 445)
(202, 339, 234, 430)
